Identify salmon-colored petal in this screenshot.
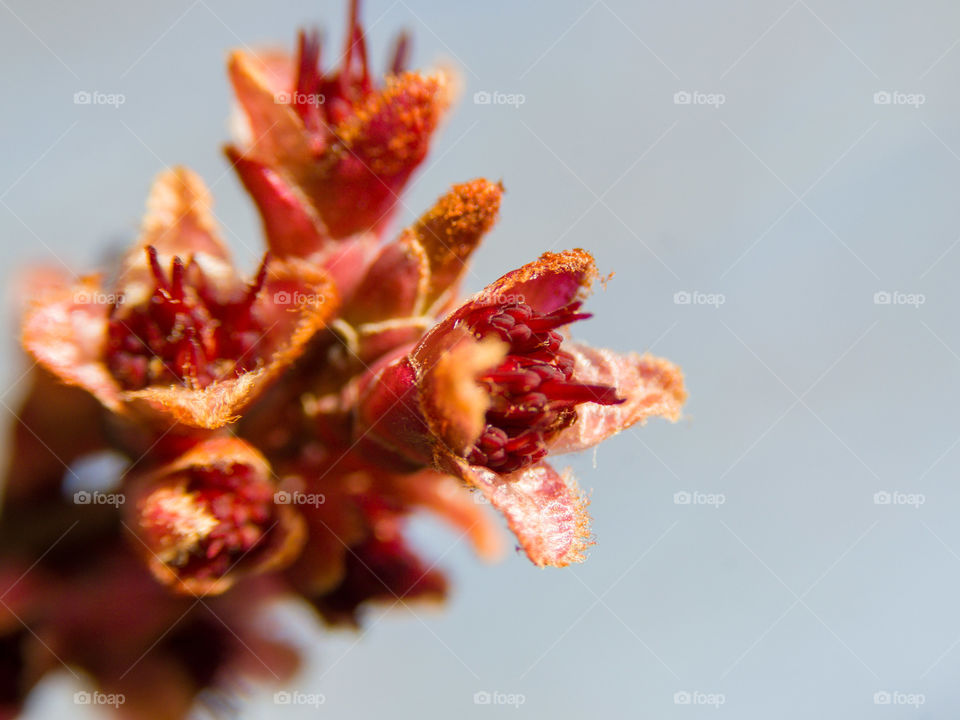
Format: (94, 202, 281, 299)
(21, 275, 122, 413)
(441, 455, 591, 568)
(118, 168, 232, 302)
(550, 347, 686, 454)
(416, 327, 507, 456)
(227, 50, 315, 170)
(120, 371, 264, 430)
(383, 470, 504, 561)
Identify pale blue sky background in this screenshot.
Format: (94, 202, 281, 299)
(3, 1, 960, 718)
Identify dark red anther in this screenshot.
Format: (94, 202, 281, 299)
(104, 248, 268, 391)
(463, 299, 623, 473)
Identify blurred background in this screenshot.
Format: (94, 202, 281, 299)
(2, 0, 960, 717)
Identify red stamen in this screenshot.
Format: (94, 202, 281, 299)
(464, 299, 623, 473)
(146, 245, 169, 293)
(389, 31, 410, 75)
(294, 28, 324, 132)
(340, 0, 361, 100)
(105, 250, 268, 391)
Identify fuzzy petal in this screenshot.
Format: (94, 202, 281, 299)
(550, 347, 686, 454)
(117, 168, 233, 306)
(408, 177, 502, 313)
(227, 50, 314, 171)
(417, 329, 507, 455)
(21, 274, 122, 413)
(442, 455, 591, 568)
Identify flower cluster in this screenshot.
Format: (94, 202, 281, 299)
(0, 2, 685, 717)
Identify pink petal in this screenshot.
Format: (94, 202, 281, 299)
(550, 345, 686, 454)
(21, 275, 122, 413)
(442, 455, 591, 568)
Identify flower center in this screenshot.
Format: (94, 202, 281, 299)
(141, 463, 272, 580)
(461, 300, 622, 473)
(105, 247, 267, 390)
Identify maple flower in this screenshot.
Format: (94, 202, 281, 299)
(0, 0, 689, 714)
(353, 249, 687, 567)
(226, 0, 451, 256)
(21, 167, 337, 429)
(125, 437, 304, 595)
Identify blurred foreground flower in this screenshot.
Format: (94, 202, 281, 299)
(0, 1, 685, 717)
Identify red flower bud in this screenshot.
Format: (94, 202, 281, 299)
(227, 0, 451, 245)
(126, 437, 304, 595)
(22, 168, 337, 429)
(355, 250, 686, 566)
